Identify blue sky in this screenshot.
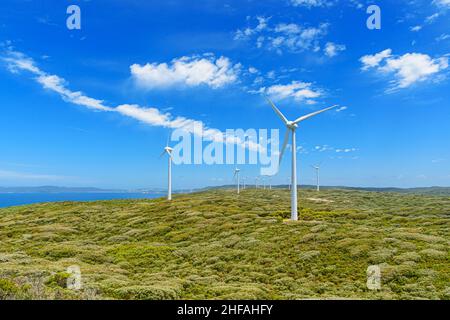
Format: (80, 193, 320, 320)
(0, 0, 449, 189)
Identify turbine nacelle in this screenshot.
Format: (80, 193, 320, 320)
(162, 146, 173, 157)
(286, 121, 298, 130)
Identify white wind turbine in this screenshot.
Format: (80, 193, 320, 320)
(161, 143, 173, 201)
(266, 97, 338, 221)
(234, 168, 241, 194)
(312, 164, 321, 192)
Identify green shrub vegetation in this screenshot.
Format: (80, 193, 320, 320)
(0, 188, 448, 300)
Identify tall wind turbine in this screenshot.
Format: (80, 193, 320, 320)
(234, 168, 241, 194)
(312, 164, 321, 192)
(161, 144, 173, 201)
(255, 177, 260, 189)
(266, 97, 338, 221)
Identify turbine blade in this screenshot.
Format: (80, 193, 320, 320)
(265, 96, 289, 125)
(293, 105, 339, 124)
(160, 150, 166, 158)
(279, 129, 290, 164)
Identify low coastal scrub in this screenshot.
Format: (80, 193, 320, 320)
(0, 189, 448, 299)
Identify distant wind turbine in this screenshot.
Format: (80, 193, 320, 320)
(255, 177, 260, 189)
(161, 142, 173, 201)
(312, 164, 321, 192)
(266, 97, 338, 221)
(234, 168, 241, 194)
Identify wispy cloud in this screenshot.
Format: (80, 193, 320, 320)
(336, 106, 348, 112)
(289, 0, 334, 8)
(436, 34, 450, 42)
(433, 0, 450, 8)
(324, 42, 346, 57)
(314, 145, 358, 153)
(1, 48, 260, 152)
(234, 17, 333, 55)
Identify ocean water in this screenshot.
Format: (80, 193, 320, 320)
(0, 193, 164, 208)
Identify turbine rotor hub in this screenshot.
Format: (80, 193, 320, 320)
(287, 121, 298, 130)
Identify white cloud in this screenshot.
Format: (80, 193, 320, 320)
(324, 42, 346, 57)
(410, 25, 422, 32)
(234, 16, 270, 40)
(360, 49, 448, 90)
(37, 74, 110, 111)
(130, 55, 240, 89)
(314, 145, 357, 153)
(360, 49, 392, 70)
(234, 17, 330, 54)
(274, 23, 302, 34)
(3, 51, 43, 75)
(381, 54, 448, 89)
(271, 23, 329, 53)
(248, 67, 258, 74)
(336, 106, 347, 112)
(349, 0, 364, 9)
(425, 13, 440, 23)
(436, 34, 450, 42)
(290, 0, 333, 8)
(264, 81, 322, 102)
(315, 145, 333, 152)
(336, 148, 357, 153)
(433, 0, 450, 7)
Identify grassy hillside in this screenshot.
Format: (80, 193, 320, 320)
(0, 189, 449, 300)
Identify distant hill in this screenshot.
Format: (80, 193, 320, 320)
(206, 185, 450, 196)
(1, 185, 449, 196)
(299, 185, 450, 196)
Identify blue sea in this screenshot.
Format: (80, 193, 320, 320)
(0, 193, 164, 208)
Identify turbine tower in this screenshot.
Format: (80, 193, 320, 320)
(161, 145, 174, 201)
(234, 168, 241, 194)
(266, 97, 338, 221)
(312, 165, 320, 192)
